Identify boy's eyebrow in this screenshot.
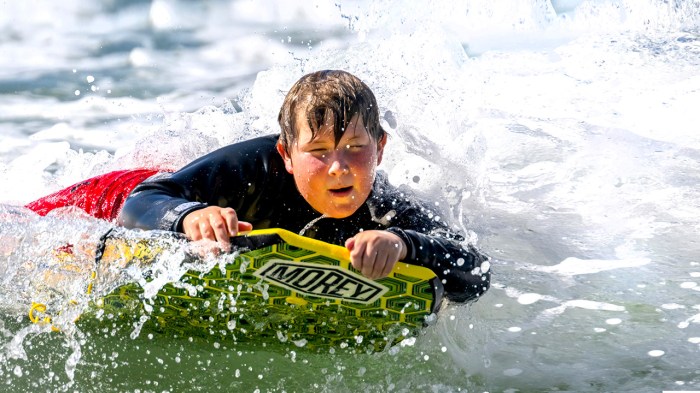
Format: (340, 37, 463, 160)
(343, 131, 370, 142)
(305, 135, 334, 145)
(305, 128, 368, 146)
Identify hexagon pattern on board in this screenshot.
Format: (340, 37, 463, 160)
(97, 235, 438, 351)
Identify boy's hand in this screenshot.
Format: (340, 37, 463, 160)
(182, 206, 252, 251)
(345, 230, 407, 280)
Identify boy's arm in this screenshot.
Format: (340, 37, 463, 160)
(367, 176, 490, 303)
(118, 135, 283, 232)
(385, 227, 490, 303)
(117, 171, 206, 232)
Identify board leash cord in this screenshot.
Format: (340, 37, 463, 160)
(26, 230, 106, 332)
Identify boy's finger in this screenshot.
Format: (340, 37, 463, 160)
(209, 214, 231, 249)
(199, 221, 214, 241)
(373, 250, 390, 279)
(380, 255, 395, 278)
(360, 247, 376, 278)
(221, 208, 239, 236)
(349, 239, 366, 271)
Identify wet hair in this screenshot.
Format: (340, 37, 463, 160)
(277, 70, 386, 152)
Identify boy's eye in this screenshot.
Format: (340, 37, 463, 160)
(306, 144, 365, 154)
(307, 148, 329, 155)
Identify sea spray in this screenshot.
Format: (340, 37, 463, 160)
(0, 203, 247, 380)
(1, 0, 699, 391)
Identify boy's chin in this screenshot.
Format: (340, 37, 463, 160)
(322, 211, 354, 219)
(319, 206, 359, 219)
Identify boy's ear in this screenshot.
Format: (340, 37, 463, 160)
(276, 142, 294, 174)
(376, 133, 387, 165)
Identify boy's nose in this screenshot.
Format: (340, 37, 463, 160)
(328, 155, 350, 176)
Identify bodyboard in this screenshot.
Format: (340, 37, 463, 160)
(89, 229, 444, 350)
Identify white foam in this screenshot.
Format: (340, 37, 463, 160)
(536, 257, 651, 276)
(563, 300, 625, 312)
(677, 313, 700, 329)
(503, 368, 523, 377)
(661, 304, 686, 310)
(518, 293, 545, 305)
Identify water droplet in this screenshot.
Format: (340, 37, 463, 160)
(503, 368, 522, 376)
(293, 339, 308, 347)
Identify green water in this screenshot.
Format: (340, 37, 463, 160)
(1, 311, 484, 393)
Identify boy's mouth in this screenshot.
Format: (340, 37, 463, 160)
(329, 186, 353, 196)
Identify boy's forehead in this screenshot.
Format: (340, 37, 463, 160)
(295, 112, 367, 143)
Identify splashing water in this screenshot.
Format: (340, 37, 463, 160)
(1, 0, 700, 391)
(298, 214, 327, 236)
(0, 204, 248, 385)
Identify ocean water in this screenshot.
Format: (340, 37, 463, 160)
(1, 0, 700, 392)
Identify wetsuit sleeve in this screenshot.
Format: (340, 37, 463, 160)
(118, 135, 283, 232)
(385, 226, 490, 303)
(370, 179, 490, 302)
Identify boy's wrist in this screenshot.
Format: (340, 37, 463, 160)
(170, 202, 207, 232)
(384, 227, 413, 261)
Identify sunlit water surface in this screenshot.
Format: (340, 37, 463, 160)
(1, 0, 699, 392)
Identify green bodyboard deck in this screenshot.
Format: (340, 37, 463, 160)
(92, 228, 444, 350)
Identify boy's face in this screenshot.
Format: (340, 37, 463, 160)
(277, 114, 386, 218)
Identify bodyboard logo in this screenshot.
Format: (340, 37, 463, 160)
(253, 259, 388, 304)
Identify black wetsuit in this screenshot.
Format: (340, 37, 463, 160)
(119, 135, 490, 302)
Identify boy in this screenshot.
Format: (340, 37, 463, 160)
(27, 70, 490, 302)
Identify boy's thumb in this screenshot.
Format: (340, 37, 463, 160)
(345, 237, 355, 251)
(237, 221, 253, 232)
